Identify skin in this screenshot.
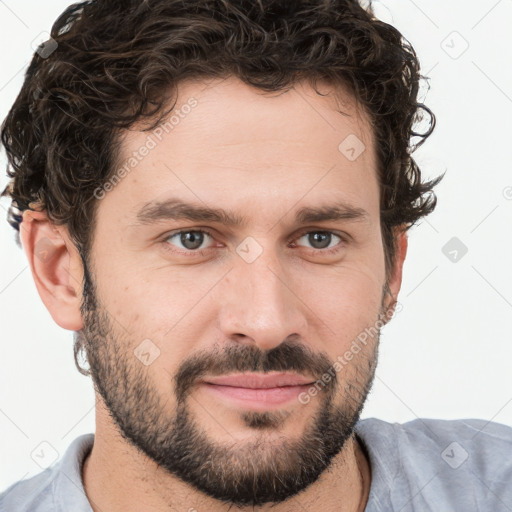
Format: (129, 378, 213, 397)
(20, 76, 407, 512)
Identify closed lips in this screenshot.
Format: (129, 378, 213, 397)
(201, 373, 315, 388)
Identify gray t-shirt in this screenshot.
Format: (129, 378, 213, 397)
(2, 417, 512, 511)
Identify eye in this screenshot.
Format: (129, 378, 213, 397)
(161, 228, 346, 257)
(164, 229, 214, 252)
(293, 230, 345, 253)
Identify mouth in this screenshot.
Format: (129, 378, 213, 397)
(198, 372, 316, 410)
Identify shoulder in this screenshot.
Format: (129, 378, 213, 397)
(357, 416, 512, 462)
(0, 434, 94, 512)
(0, 467, 56, 512)
(355, 417, 512, 511)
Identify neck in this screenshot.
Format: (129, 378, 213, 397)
(82, 402, 371, 512)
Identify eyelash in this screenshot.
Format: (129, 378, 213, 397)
(160, 228, 347, 257)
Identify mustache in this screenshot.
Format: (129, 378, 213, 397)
(173, 340, 336, 402)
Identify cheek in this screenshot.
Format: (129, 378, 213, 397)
(302, 236, 385, 304)
(91, 243, 189, 326)
(317, 274, 382, 324)
(98, 268, 219, 369)
(293, 257, 385, 352)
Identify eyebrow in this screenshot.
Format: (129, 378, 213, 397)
(134, 198, 369, 227)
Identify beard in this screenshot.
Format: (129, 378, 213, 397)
(75, 257, 382, 508)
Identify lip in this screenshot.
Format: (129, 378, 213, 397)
(198, 372, 316, 410)
(201, 372, 315, 388)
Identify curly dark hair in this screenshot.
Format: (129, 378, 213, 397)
(1, 0, 440, 285)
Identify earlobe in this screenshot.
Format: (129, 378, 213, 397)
(20, 209, 84, 331)
(383, 228, 408, 319)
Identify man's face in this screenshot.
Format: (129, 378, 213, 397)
(77, 76, 400, 507)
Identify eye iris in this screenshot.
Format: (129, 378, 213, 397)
(181, 231, 204, 250)
(309, 232, 331, 249)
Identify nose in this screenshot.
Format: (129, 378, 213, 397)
(216, 247, 308, 351)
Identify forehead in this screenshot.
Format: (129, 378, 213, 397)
(150, 75, 375, 164)
(103, 76, 379, 227)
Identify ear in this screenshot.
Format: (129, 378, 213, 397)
(20, 209, 84, 331)
(383, 227, 408, 318)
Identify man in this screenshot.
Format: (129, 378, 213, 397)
(1, 0, 511, 511)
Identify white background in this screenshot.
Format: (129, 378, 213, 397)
(1, 0, 511, 493)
